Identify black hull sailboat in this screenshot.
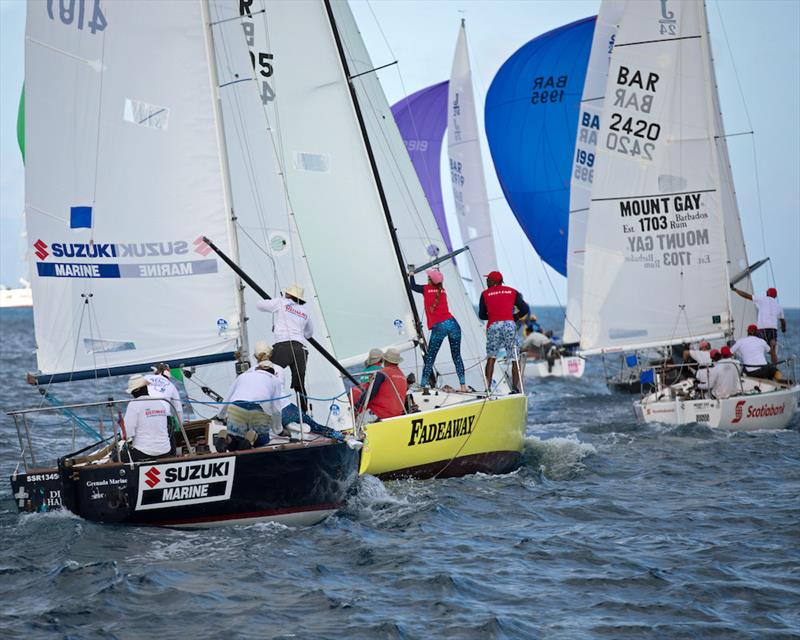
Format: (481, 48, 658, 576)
(55, 439, 359, 527)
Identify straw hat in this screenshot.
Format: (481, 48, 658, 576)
(284, 283, 305, 303)
(383, 348, 403, 364)
(364, 348, 384, 367)
(126, 374, 149, 394)
(253, 340, 273, 360)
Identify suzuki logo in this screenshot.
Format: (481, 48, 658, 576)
(34, 239, 49, 260)
(144, 467, 161, 488)
(193, 236, 211, 256)
(731, 400, 746, 424)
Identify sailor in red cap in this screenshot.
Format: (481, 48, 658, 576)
(478, 270, 529, 394)
(731, 324, 776, 380)
(730, 285, 786, 363)
(696, 346, 742, 399)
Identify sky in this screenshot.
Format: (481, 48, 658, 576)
(1, 0, 798, 307)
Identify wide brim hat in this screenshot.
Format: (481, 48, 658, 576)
(126, 374, 149, 394)
(253, 340, 273, 359)
(383, 347, 403, 364)
(283, 283, 305, 303)
(364, 348, 384, 367)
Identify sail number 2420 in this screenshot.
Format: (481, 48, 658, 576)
(46, 0, 107, 35)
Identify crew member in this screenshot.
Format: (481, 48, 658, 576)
(221, 360, 289, 446)
(682, 340, 712, 378)
(121, 375, 172, 462)
(731, 286, 786, 363)
(409, 268, 467, 392)
(256, 283, 313, 411)
(731, 324, 776, 380)
(359, 348, 384, 384)
(352, 347, 408, 421)
(478, 271, 529, 393)
(697, 347, 742, 399)
(144, 363, 184, 427)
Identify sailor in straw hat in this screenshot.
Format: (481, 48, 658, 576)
(256, 283, 313, 411)
(121, 375, 172, 462)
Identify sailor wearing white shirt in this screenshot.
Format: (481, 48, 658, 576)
(144, 363, 183, 426)
(697, 347, 742, 400)
(732, 324, 775, 380)
(731, 286, 786, 363)
(221, 361, 290, 446)
(249, 341, 292, 390)
(122, 375, 172, 462)
(256, 283, 313, 411)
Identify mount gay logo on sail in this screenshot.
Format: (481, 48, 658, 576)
(32, 236, 219, 280)
(135, 458, 236, 511)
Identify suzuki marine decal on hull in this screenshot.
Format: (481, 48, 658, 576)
(33, 237, 219, 279)
(407, 414, 476, 446)
(135, 458, 236, 511)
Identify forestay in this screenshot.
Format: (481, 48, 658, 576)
(330, 1, 488, 389)
(448, 21, 498, 300)
(25, 1, 240, 378)
(563, 1, 626, 345)
(580, 0, 734, 354)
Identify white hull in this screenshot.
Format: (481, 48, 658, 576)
(635, 379, 800, 432)
(0, 288, 32, 309)
(525, 356, 585, 379)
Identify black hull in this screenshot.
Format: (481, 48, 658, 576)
(10, 468, 63, 513)
(57, 441, 359, 527)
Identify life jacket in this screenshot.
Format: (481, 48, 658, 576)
(368, 364, 408, 419)
(482, 285, 518, 327)
(422, 284, 453, 329)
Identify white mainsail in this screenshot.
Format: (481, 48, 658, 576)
(330, 1, 489, 389)
(563, 0, 626, 345)
(447, 20, 498, 299)
(25, 0, 241, 378)
(580, 0, 737, 355)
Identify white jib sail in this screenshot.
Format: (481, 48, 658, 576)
(25, 0, 240, 376)
(563, 0, 627, 345)
(447, 21, 498, 300)
(580, 0, 734, 355)
(207, 0, 346, 403)
(331, 1, 489, 390)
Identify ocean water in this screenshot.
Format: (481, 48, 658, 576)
(1, 307, 798, 639)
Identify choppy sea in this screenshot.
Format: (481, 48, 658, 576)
(1, 307, 798, 639)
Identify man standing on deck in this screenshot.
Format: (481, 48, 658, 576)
(256, 283, 313, 412)
(479, 271, 529, 394)
(731, 286, 786, 363)
(731, 324, 776, 380)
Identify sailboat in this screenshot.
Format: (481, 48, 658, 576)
(0, 278, 32, 309)
(484, 17, 596, 378)
(9, 0, 361, 526)
(578, 0, 799, 431)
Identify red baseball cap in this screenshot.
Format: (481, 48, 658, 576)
(720, 346, 732, 358)
(484, 271, 503, 283)
(710, 349, 720, 360)
(747, 324, 758, 334)
(767, 287, 777, 297)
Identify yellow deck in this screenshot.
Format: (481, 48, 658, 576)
(358, 393, 528, 479)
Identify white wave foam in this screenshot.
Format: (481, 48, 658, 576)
(523, 435, 596, 480)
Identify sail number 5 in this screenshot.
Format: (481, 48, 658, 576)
(46, 0, 107, 34)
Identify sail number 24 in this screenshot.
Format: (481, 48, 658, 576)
(46, 0, 107, 34)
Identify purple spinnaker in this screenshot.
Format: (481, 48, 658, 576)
(391, 81, 452, 251)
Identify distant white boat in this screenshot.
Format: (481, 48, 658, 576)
(0, 279, 32, 308)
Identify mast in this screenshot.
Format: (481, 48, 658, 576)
(322, 0, 426, 350)
(202, 0, 250, 367)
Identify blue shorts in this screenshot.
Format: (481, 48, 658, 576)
(486, 320, 519, 358)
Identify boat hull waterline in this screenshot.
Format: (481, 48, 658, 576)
(52, 440, 359, 527)
(635, 384, 800, 431)
(525, 356, 585, 379)
(360, 394, 527, 479)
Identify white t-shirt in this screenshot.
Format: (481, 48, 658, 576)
(699, 358, 741, 399)
(256, 296, 313, 343)
(752, 295, 784, 330)
(124, 397, 172, 456)
(688, 349, 712, 365)
(248, 361, 292, 391)
(144, 373, 183, 425)
(223, 367, 291, 425)
(731, 335, 770, 371)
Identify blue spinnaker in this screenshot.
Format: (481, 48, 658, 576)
(485, 16, 595, 276)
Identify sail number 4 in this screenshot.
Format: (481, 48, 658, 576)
(47, 0, 107, 34)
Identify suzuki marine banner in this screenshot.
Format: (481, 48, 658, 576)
(135, 458, 236, 511)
